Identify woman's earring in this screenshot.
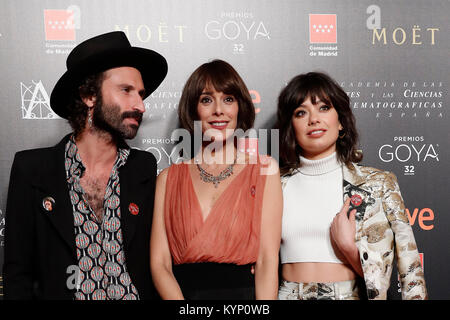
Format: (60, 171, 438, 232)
(338, 129, 346, 139)
(88, 109, 93, 128)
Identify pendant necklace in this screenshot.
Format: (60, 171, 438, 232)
(196, 157, 237, 188)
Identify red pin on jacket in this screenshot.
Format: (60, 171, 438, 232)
(350, 194, 362, 207)
(129, 203, 139, 215)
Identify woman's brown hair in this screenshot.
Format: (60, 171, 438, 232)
(178, 59, 255, 135)
(275, 72, 362, 175)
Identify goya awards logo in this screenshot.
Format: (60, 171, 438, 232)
(204, 11, 270, 54)
(308, 14, 338, 57)
(20, 81, 59, 119)
(309, 14, 337, 43)
(378, 136, 439, 176)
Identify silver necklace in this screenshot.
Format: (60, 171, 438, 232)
(196, 159, 236, 188)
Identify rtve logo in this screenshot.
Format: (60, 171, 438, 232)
(406, 208, 434, 231)
(249, 90, 261, 114)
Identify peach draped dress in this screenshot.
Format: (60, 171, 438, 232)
(164, 161, 267, 266)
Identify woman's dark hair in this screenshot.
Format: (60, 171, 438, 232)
(66, 72, 105, 137)
(275, 71, 362, 175)
(178, 59, 255, 135)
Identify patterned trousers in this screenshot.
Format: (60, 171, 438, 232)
(278, 279, 361, 300)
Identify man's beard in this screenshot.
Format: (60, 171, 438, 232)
(92, 96, 143, 141)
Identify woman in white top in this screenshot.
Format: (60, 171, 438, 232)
(275, 72, 427, 300)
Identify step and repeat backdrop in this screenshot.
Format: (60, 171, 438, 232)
(0, 0, 448, 299)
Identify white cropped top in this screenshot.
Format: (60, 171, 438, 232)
(280, 152, 345, 264)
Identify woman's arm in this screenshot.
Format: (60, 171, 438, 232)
(382, 172, 427, 300)
(255, 157, 283, 300)
(150, 168, 184, 300)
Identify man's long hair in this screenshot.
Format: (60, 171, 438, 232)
(66, 72, 105, 137)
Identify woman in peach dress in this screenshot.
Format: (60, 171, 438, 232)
(150, 60, 282, 300)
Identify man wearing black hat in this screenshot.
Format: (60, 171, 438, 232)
(3, 31, 167, 300)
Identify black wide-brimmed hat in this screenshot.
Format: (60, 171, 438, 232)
(50, 31, 168, 119)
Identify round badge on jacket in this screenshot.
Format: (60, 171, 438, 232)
(350, 194, 363, 207)
(42, 196, 55, 212)
(129, 203, 139, 215)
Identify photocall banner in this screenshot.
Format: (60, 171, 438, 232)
(0, 0, 448, 299)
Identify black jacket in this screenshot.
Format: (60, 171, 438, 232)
(3, 134, 158, 299)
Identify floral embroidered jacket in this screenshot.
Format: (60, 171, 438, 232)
(282, 162, 427, 300)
